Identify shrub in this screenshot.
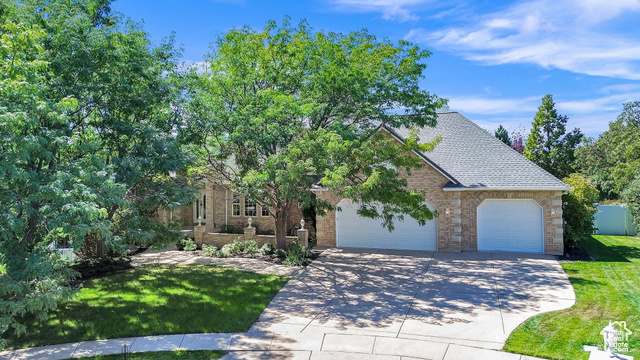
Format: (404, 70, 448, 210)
(283, 241, 313, 266)
(274, 248, 287, 260)
(259, 243, 274, 255)
(217, 244, 233, 258)
(562, 173, 599, 253)
(182, 238, 197, 251)
(227, 238, 245, 254)
(202, 244, 218, 257)
(243, 239, 259, 254)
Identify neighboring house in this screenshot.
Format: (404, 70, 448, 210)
(314, 111, 571, 254)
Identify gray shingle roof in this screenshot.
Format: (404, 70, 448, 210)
(386, 112, 571, 191)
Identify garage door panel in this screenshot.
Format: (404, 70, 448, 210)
(336, 200, 437, 251)
(477, 199, 543, 253)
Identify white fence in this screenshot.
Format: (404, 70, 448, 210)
(48, 242, 76, 261)
(594, 204, 637, 236)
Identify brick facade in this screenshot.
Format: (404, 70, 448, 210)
(159, 182, 305, 237)
(314, 158, 564, 255)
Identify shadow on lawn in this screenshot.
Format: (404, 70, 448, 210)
(585, 236, 638, 263)
(7, 265, 288, 349)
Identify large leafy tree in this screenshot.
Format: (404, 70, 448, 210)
(524, 94, 583, 179)
(0, 0, 191, 346)
(577, 101, 640, 224)
(186, 19, 444, 249)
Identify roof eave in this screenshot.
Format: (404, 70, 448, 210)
(442, 186, 572, 192)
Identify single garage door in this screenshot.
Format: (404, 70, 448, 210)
(477, 199, 543, 253)
(336, 199, 437, 250)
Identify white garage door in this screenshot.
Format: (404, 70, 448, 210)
(336, 199, 437, 251)
(477, 199, 543, 253)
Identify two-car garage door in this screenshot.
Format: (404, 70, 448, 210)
(336, 199, 437, 251)
(336, 198, 544, 253)
(477, 199, 544, 253)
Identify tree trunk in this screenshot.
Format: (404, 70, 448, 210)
(274, 198, 292, 250)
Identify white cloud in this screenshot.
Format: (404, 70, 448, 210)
(447, 85, 639, 136)
(325, 0, 432, 21)
(447, 95, 541, 115)
(406, 0, 640, 80)
(598, 83, 640, 94)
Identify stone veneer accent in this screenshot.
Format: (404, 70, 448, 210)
(314, 153, 564, 255)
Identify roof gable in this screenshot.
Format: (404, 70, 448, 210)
(389, 112, 571, 191)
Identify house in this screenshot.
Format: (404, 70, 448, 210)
(313, 111, 570, 254)
(157, 181, 306, 246)
(163, 110, 569, 254)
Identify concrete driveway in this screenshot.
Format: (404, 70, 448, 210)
(228, 248, 575, 359)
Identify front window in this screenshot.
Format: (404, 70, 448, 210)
(261, 204, 270, 217)
(232, 194, 240, 216)
(245, 198, 257, 217)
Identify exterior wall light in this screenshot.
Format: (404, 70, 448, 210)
(445, 208, 452, 216)
(550, 208, 557, 217)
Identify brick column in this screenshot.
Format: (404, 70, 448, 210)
(205, 182, 215, 233)
(550, 191, 564, 254)
(243, 226, 256, 240)
(297, 228, 309, 246)
(447, 192, 462, 252)
(194, 225, 205, 248)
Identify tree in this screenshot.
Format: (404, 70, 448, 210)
(577, 101, 640, 225)
(186, 18, 444, 249)
(509, 125, 527, 154)
(562, 174, 599, 253)
(494, 125, 512, 146)
(524, 94, 583, 179)
(0, 0, 192, 347)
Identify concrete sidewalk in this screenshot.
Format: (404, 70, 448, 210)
(0, 332, 547, 360)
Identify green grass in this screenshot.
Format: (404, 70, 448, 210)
(68, 350, 226, 359)
(7, 264, 288, 349)
(505, 235, 640, 359)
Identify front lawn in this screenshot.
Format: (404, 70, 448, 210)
(7, 264, 288, 349)
(69, 350, 226, 360)
(505, 235, 640, 359)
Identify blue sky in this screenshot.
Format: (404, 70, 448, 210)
(113, 0, 640, 138)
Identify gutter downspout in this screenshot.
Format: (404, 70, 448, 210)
(225, 189, 228, 227)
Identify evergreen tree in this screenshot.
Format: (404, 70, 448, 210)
(524, 94, 583, 178)
(494, 125, 512, 146)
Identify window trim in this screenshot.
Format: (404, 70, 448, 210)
(245, 198, 257, 217)
(261, 204, 270, 217)
(232, 193, 241, 217)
